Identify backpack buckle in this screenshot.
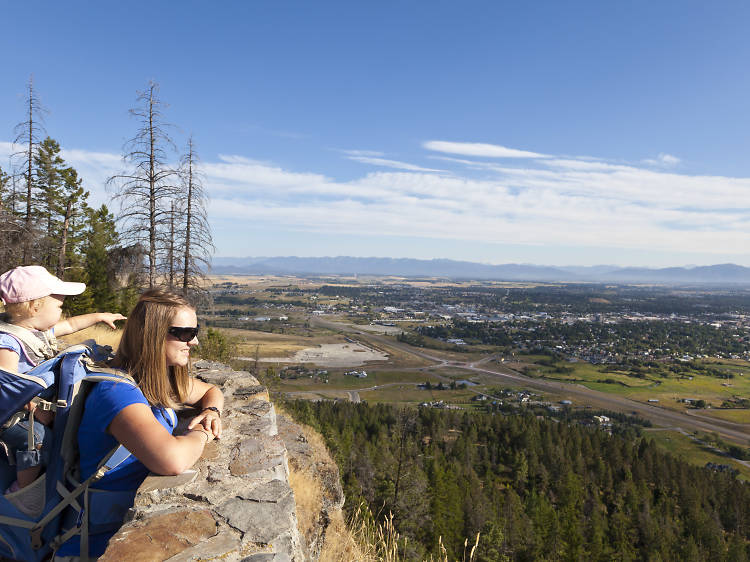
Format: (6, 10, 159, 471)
(30, 526, 43, 550)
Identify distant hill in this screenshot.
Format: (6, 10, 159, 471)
(211, 256, 750, 284)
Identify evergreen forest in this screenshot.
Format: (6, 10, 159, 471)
(285, 400, 750, 561)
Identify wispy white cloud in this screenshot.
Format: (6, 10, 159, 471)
(643, 152, 681, 167)
(424, 140, 546, 158)
(2, 139, 747, 261)
(339, 149, 386, 157)
(204, 147, 750, 257)
(346, 155, 444, 173)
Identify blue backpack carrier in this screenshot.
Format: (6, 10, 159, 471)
(0, 345, 136, 561)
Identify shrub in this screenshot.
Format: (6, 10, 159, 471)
(196, 327, 233, 363)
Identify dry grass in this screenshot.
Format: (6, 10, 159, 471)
(318, 509, 369, 561)
(289, 466, 323, 546)
(59, 324, 123, 349)
(322, 503, 480, 562)
(220, 327, 337, 359)
(298, 424, 330, 464)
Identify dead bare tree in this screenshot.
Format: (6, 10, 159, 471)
(0, 165, 8, 214)
(12, 76, 47, 264)
(0, 165, 24, 271)
(177, 136, 214, 296)
(107, 81, 178, 288)
(166, 200, 177, 289)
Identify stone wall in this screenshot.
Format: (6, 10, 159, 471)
(99, 361, 343, 562)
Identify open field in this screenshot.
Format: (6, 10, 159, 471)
(644, 429, 750, 481)
(359, 386, 477, 405)
(219, 320, 359, 348)
(354, 324, 403, 335)
(526, 358, 750, 412)
(220, 328, 330, 358)
(273, 369, 444, 392)
(256, 342, 389, 368)
(689, 408, 750, 424)
(60, 324, 123, 348)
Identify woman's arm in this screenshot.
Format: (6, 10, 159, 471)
(185, 378, 224, 439)
(54, 312, 127, 337)
(108, 402, 213, 475)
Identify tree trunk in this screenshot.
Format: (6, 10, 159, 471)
(57, 198, 73, 278)
(168, 200, 175, 289)
(23, 82, 34, 264)
(148, 87, 157, 288)
(182, 140, 194, 296)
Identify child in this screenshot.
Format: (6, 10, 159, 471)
(0, 265, 126, 492)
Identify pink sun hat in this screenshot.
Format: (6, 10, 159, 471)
(0, 266, 86, 305)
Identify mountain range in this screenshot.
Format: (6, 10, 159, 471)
(210, 257, 750, 284)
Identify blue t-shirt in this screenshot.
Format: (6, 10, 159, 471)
(0, 333, 38, 373)
(57, 380, 177, 556)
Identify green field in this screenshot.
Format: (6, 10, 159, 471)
(693, 408, 750, 424)
(360, 386, 477, 405)
(528, 358, 750, 411)
(644, 429, 750, 481)
(270, 368, 443, 392)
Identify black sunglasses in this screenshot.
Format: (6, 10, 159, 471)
(168, 325, 200, 342)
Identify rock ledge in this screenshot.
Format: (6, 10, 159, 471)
(99, 361, 309, 562)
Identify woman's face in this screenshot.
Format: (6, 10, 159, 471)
(165, 306, 199, 368)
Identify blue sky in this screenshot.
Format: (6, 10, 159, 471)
(2, 1, 750, 267)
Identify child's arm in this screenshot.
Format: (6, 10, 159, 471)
(0, 348, 20, 373)
(54, 313, 127, 337)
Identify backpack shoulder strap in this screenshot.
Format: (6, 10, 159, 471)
(0, 320, 56, 364)
(79, 357, 136, 385)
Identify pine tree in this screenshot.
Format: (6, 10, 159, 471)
(33, 137, 66, 268)
(56, 166, 89, 277)
(84, 205, 119, 311)
(32, 137, 90, 276)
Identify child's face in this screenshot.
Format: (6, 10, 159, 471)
(34, 295, 65, 330)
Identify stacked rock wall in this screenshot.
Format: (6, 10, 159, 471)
(99, 361, 340, 561)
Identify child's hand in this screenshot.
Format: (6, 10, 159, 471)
(28, 401, 54, 425)
(99, 313, 127, 330)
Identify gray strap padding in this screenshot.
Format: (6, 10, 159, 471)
(33, 444, 131, 551)
(27, 409, 35, 452)
(2, 411, 26, 431)
(0, 321, 56, 364)
(0, 514, 36, 529)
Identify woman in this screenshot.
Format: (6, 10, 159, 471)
(56, 289, 224, 558)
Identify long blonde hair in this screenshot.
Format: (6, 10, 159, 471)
(111, 289, 192, 407)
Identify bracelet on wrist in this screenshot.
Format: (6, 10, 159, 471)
(202, 406, 221, 416)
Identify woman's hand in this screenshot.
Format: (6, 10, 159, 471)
(188, 408, 222, 439)
(185, 379, 224, 439)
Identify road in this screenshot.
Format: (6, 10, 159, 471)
(308, 317, 750, 445)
